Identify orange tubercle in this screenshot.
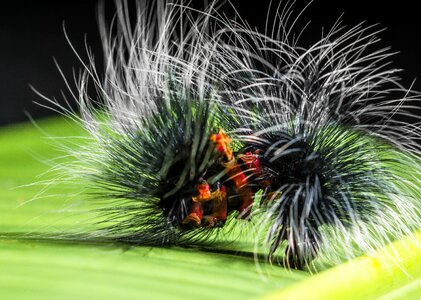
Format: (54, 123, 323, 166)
(210, 129, 233, 161)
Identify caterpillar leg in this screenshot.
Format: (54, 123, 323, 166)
(182, 202, 204, 226)
(182, 180, 228, 228)
(202, 187, 228, 228)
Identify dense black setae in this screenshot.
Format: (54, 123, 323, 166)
(238, 124, 394, 268)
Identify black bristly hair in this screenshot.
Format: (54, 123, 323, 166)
(241, 124, 394, 269)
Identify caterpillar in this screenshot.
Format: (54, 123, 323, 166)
(44, 0, 421, 271)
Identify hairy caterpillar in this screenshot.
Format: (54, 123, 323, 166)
(43, 0, 421, 271)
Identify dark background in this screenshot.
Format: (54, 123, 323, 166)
(1, 0, 420, 126)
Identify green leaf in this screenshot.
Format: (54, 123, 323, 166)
(1, 117, 420, 300)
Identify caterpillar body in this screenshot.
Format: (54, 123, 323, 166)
(46, 0, 421, 271)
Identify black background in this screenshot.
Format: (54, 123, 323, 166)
(1, 0, 420, 126)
